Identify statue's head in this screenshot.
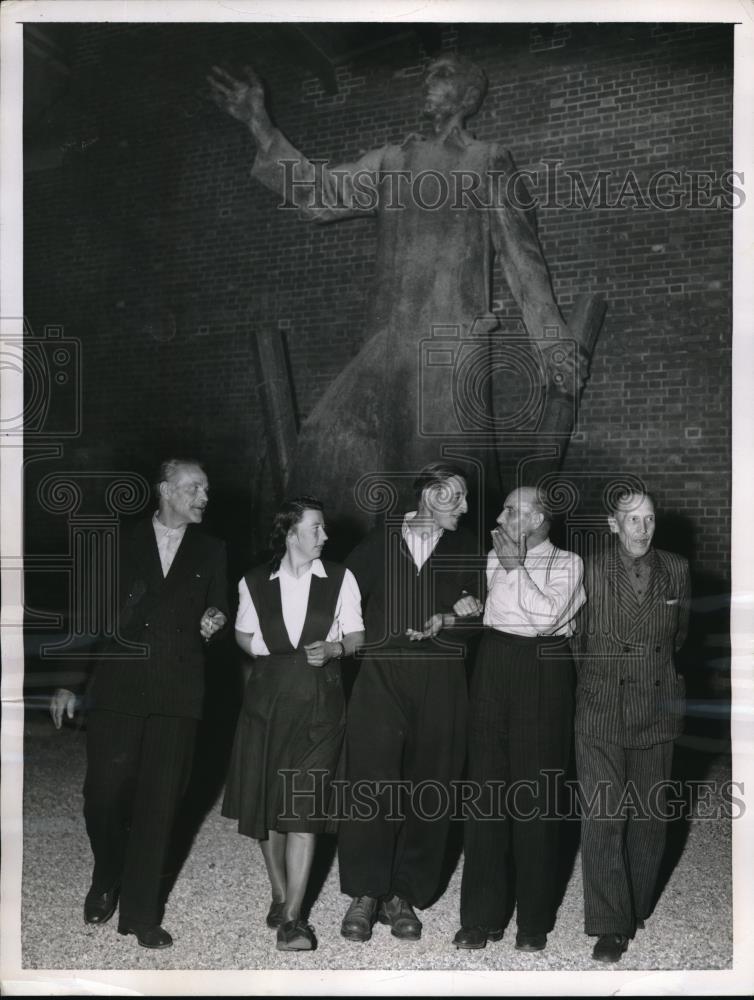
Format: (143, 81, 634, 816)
(421, 54, 488, 122)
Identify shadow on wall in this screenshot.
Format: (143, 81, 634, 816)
(656, 512, 731, 750)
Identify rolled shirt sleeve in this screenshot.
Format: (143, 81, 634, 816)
(507, 554, 586, 634)
(326, 568, 364, 641)
(236, 567, 363, 654)
(235, 578, 271, 656)
(484, 543, 586, 637)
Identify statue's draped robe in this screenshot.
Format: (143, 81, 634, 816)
(252, 126, 569, 520)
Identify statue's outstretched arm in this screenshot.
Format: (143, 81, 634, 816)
(209, 65, 381, 223)
(208, 65, 276, 152)
(489, 146, 593, 395)
(489, 146, 568, 345)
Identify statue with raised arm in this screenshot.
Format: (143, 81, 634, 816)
(209, 57, 601, 523)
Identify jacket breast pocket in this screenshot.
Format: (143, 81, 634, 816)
(659, 595, 680, 629)
(187, 570, 211, 605)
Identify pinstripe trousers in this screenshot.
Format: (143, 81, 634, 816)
(84, 709, 197, 927)
(575, 734, 673, 936)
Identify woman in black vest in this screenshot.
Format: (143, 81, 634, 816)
(222, 497, 364, 951)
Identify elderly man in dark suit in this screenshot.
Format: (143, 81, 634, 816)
(50, 458, 228, 949)
(573, 488, 690, 963)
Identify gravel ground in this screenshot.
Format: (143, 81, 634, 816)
(16, 714, 733, 983)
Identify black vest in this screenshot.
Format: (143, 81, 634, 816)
(245, 560, 347, 653)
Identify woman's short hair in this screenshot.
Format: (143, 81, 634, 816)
(268, 495, 324, 572)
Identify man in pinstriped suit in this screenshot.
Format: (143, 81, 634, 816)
(573, 488, 690, 963)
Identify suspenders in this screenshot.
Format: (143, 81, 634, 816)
(536, 545, 564, 637)
(545, 545, 557, 586)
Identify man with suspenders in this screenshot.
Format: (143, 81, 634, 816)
(454, 486, 586, 952)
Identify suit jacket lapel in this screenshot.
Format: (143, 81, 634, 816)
(129, 518, 164, 590)
(624, 548, 669, 637)
(604, 545, 638, 639)
(161, 524, 199, 594)
(115, 519, 164, 627)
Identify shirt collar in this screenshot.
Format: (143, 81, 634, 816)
(618, 543, 653, 567)
(402, 510, 443, 541)
(523, 537, 553, 558)
(152, 511, 187, 537)
(270, 557, 327, 581)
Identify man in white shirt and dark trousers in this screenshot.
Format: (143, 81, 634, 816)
(454, 486, 585, 951)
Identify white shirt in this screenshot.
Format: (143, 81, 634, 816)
(236, 559, 363, 656)
(484, 537, 585, 637)
(152, 512, 187, 577)
(402, 511, 443, 571)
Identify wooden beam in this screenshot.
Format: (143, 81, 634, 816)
(253, 328, 298, 499)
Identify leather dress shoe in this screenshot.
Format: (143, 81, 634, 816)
(453, 926, 504, 949)
(592, 933, 629, 963)
(266, 901, 285, 929)
(378, 895, 422, 940)
(84, 886, 118, 925)
(117, 922, 173, 949)
(341, 896, 378, 942)
(515, 930, 547, 952)
(276, 919, 316, 951)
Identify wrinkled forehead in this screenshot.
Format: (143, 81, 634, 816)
(504, 487, 537, 512)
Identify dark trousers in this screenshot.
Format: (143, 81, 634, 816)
(83, 709, 197, 927)
(576, 734, 673, 936)
(338, 655, 467, 909)
(460, 631, 573, 934)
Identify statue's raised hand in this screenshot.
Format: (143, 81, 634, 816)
(207, 66, 273, 144)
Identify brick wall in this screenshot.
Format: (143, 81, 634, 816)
(24, 22, 732, 586)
